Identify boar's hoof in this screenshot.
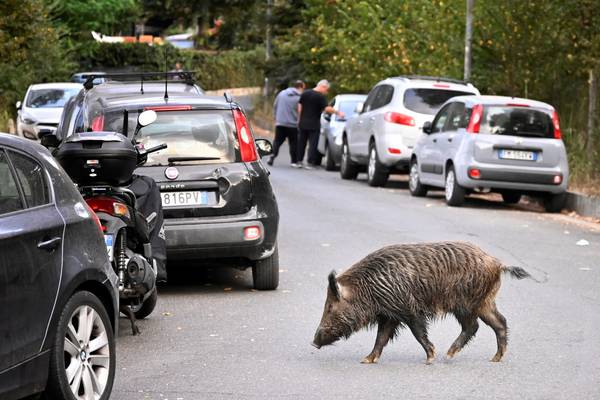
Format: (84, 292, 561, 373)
(490, 354, 503, 362)
(360, 355, 379, 364)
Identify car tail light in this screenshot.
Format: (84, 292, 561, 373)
(144, 105, 192, 111)
(84, 202, 104, 232)
(551, 111, 562, 139)
(467, 104, 483, 134)
(468, 168, 481, 179)
(233, 109, 257, 162)
(91, 115, 104, 131)
(553, 175, 562, 184)
(384, 112, 415, 126)
(506, 103, 530, 107)
(243, 226, 261, 240)
(388, 148, 401, 154)
(86, 197, 130, 219)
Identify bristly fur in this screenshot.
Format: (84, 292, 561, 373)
(314, 241, 529, 363)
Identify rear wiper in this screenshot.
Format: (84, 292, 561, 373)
(168, 156, 220, 164)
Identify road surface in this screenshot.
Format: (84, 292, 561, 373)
(113, 143, 600, 400)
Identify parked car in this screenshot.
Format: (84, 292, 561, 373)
(54, 79, 280, 289)
(16, 83, 83, 140)
(0, 133, 118, 400)
(317, 94, 366, 171)
(71, 71, 107, 85)
(341, 76, 480, 186)
(409, 95, 569, 212)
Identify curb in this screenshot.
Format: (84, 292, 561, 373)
(565, 191, 600, 219)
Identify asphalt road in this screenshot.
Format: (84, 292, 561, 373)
(113, 143, 600, 400)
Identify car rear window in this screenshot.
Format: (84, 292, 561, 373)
(403, 89, 474, 115)
(26, 88, 81, 108)
(479, 106, 554, 138)
(103, 109, 238, 166)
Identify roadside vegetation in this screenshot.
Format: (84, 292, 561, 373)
(0, 0, 598, 192)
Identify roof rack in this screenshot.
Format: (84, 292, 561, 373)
(393, 75, 469, 85)
(83, 71, 196, 90)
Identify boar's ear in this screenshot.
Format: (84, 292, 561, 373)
(328, 270, 341, 301)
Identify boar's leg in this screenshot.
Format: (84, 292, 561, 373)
(478, 304, 508, 362)
(407, 317, 436, 365)
(361, 318, 398, 364)
(447, 313, 479, 359)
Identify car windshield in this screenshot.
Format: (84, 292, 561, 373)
(26, 88, 81, 108)
(337, 100, 363, 120)
(480, 106, 554, 138)
(103, 109, 238, 166)
(404, 89, 474, 115)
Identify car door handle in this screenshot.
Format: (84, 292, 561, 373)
(447, 137, 453, 142)
(38, 236, 62, 251)
(433, 138, 437, 143)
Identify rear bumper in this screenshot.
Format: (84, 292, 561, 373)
(376, 130, 415, 166)
(456, 163, 568, 194)
(164, 208, 276, 261)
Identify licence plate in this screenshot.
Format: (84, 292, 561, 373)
(161, 191, 209, 207)
(498, 149, 537, 161)
(104, 234, 113, 262)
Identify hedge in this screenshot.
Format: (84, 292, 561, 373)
(77, 42, 265, 90)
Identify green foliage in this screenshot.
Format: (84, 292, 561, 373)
(78, 42, 265, 90)
(0, 0, 74, 122)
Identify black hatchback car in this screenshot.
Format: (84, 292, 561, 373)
(54, 79, 280, 290)
(0, 133, 118, 400)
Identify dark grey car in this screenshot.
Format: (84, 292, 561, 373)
(0, 133, 119, 399)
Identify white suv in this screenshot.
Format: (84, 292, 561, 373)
(341, 76, 480, 186)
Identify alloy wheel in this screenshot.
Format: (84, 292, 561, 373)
(445, 170, 455, 201)
(409, 163, 419, 192)
(64, 305, 111, 399)
(368, 147, 376, 181)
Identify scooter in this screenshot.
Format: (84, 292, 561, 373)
(55, 110, 165, 334)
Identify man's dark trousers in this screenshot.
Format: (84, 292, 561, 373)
(272, 125, 298, 163)
(297, 128, 320, 165)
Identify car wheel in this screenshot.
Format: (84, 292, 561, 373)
(367, 143, 389, 187)
(132, 288, 158, 319)
(45, 291, 115, 400)
(445, 165, 465, 206)
(340, 139, 359, 180)
(252, 245, 279, 290)
(543, 192, 566, 213)
(501, 191, 522, 204)
(325, 142, 336, 171)
(409, 160, 428, 197)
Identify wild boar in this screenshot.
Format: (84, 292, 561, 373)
(312, 241, 532, 364)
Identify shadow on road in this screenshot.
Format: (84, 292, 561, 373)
(158, 261, 254, 294)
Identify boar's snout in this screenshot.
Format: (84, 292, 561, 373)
(313, 327, 337, 349)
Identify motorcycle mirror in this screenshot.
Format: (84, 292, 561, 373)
(138, 110, 157, 128)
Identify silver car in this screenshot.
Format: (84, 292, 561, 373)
(409, 95, 569, 212)
(317, 94, 366, 171)
(16, 83, 82, 140)
(341, 76, 480, 186)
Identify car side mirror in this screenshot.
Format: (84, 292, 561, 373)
(422, 121, 432, 134)
(15, 101, 22, 110)
(323, 113, 331, 122)
(255, 138, 273, 158)
(355, 102, 364, 114)
(40, 132, 60, 148)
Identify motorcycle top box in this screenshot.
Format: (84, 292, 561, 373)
(56, 131, 138, 185)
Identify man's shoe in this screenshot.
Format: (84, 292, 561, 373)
(303, 164, 314, 170)
(267, 157, 274, 166)
(290, 163, 300, 168)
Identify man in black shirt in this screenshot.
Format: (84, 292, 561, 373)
(297, 80, 343, 169)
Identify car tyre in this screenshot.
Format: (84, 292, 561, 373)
(445, 165, 465, 206)
(133, 287, 158, 319)
(45, 290, 115, 400)
(340, 139, 359, 180)
(252, 245, 279, 290)
(367, 143, 389, 187)
(409, 159, 428, 197)
(501, 191, 522, 204)
(324, 142, 336, 171)
(543, 192, 566, 213)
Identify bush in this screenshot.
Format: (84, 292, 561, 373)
(77, 42, 265, 90)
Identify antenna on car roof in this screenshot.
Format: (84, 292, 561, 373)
(140, 75, 144, 95)
(164, 47, 169, 100)
(224, 92, 233, 103)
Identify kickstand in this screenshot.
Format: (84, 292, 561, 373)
(121, 306, 141, 335)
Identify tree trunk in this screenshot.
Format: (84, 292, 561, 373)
(588, 68, 596, 162)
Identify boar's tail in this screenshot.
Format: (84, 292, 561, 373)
(503, 266, 531, 280)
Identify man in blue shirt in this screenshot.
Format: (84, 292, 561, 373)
(268, 80, 305, 167)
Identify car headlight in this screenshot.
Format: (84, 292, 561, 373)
(22, 116, 36, 125)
